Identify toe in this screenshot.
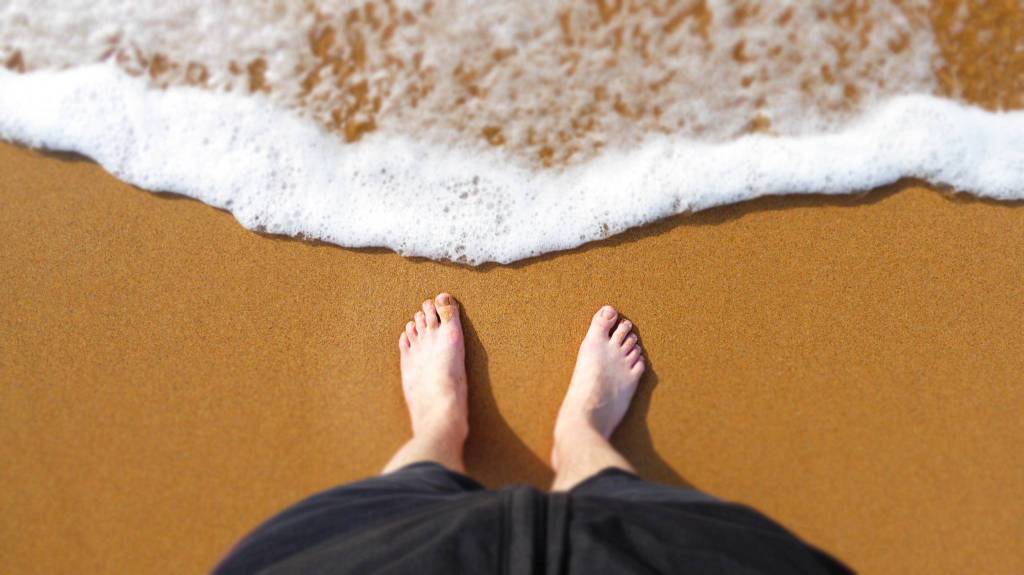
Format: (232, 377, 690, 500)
(399, 332, 410, 350)
(622, 333, 638, 352)
(435, 293, 460, 325)
(588, 305, 618, 337)
(415, 311, 426, 332)
(406, 320, 417, 340)
(611, 319, 632, 345)
(625, 348, 641, 364)
(422, 300, 440, 328)
(630, 357, 646, 374)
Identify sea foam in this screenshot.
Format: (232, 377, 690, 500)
(1, 1, 1022, 263)
(1, 64, 1022, 264)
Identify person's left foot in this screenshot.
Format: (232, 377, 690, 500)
(398, 293, 469, 446)
(555, 305, 645, 442)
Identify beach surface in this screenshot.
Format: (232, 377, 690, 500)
(1, 140, 1023, 574)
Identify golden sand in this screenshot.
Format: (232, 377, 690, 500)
(1, 142, 1022, 573)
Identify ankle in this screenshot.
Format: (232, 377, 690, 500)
(551, 417, 602, 471)
(413, 409, 468, 447)
(554, 412, 600, 446)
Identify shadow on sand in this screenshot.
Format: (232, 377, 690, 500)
(613, 360, 695, 489)
(458, 309, 553, 487)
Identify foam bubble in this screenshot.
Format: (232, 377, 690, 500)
(1, 64, 1021, 264)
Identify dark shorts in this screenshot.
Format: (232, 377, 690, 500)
(217, 463, 850, 574)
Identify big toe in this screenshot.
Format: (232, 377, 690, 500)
(588, 305, 618, 337)
(435, 293, 461, 327)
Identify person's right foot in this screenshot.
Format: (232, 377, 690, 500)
(398, 293, 468, 446)
(554, 305, 645, 447)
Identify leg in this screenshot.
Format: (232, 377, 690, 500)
(383, 293, 470, 474)
(551, 305, 646, 491)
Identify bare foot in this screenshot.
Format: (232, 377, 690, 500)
(554, 306, 645, 448)
(398, 293, 468, 444)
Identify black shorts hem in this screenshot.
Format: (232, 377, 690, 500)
(569, 466, 723, 504)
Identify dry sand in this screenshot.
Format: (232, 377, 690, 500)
(1, 140, 1022, 574)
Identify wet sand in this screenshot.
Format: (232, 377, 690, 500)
(1, 140, 1022, 574)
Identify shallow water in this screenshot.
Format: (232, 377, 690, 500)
(1, 1, 1022, 263)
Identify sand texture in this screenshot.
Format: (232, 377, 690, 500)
(1, 141, 1023, 574)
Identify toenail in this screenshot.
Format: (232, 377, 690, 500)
(438, 294, 451, 305)
(602, 306, 615, 319)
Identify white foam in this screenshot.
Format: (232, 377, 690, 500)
(1, 64, 1021, 263)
